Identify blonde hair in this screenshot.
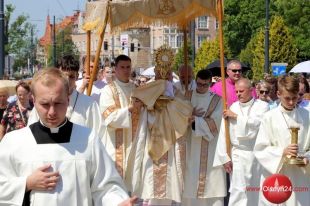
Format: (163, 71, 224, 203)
(0, 87, 9, 95)
(277, 75, 299, 94)
(31, 67, 69, 96)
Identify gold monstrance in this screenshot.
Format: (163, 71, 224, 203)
(286, 127, 306, 165)
(153, 45, 174, 110)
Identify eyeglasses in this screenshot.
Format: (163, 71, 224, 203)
(197, 82, 210, 88)
(229, 69, 242, 73)
(259, 90, 269, 95)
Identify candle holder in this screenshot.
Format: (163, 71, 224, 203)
(286, 127, 305, 165)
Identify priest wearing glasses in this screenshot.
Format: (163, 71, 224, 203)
(210, 60, 257, 107)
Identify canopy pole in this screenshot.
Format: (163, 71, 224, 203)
(183, 27, 188, 91)
(218, 0, 231, 157)
(86, 30, 91, 76)
(87, 3, 110, 96)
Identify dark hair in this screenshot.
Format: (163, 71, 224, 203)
(115, 55, 131, 66)
(82, 55, 96, 65)
(15, 81, 31, 93)
(57, 55, 79, 72)
(298, 75, 310, 93)
(196, 69, 212, 80)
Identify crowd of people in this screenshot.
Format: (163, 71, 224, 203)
(0, 51, 309, 206)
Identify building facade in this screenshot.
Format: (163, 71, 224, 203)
(38, 9, 218, 71)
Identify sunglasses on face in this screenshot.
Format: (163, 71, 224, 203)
(229, 69, 242, 73)
(260, 90, 269, 95)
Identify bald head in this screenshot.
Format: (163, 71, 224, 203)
(178, 65, 193, 85)
(235, 78, 253, 103)
(235, 78, 252, 89)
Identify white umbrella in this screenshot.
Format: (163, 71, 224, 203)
(141, 66, 179, 82)
(290, 61, 310, 73)
(0, 80, 18, 96)
(141, 66, 155, 77)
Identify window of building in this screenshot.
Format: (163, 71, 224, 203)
(176, 35, 183, 48)
(170, 35, 176, 48)
(163, 34, 178, 48)
(197, 35, 207, 48)
(215, 20, 219, 30)
(198, 16, 209, 29)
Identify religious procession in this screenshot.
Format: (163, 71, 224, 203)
(0, 0, 309, 206)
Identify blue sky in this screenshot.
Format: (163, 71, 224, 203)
(5, 0, 86, 38)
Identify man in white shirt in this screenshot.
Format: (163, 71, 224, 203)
(0, 68, 137, 206)
(183, 69, 226, 206)
(214, 78, 269, 206)
(100, 55, 143, 188)
(28, 55, 102, 136)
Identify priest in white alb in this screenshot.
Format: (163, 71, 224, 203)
(0, 68, 136, 206)
(214, 78, 269, 206)
(183, 69, 226, 206)
(254, 75, 310, 206)
(99, 55, 143, 188)
(128, 46, 192, 205)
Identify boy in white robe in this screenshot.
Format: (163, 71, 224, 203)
(0, 68, 136, 206)
(183, 69, 226, 206)
(254, 75, 310, 206)
(214, 78, 269, 206)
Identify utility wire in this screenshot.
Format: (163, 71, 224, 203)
(56, 0, 67, 16)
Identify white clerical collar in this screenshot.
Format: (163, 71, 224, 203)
(40, 119, 68, 133)
(279, 103, 295, 114)
(239, 98, 254, 107)
(115, 78, 131, 87)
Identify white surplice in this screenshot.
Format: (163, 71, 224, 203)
(0, 124, 129, 206)
(28, 90, 103, 136)
(214, 98, 269, 206)
(254, 105, 310, 206)
(183, 90, 226, 206)
(76, 79, 106, 103)
(99, 79, 137, 184)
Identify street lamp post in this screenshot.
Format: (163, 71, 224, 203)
(0, 0, 4, 78)
(53, 16, 57, 67)
(264, 0, 270, 74)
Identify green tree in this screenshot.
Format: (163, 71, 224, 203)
(239, 34, 258, 68)
(194, 37, 231, 74)
(223, 0, 277, 57)
(5, 4, 36, 72)
(251, 16, 297, 80)
(47, 26, 79, 66)
(172, 42, 193, 72)
(274, 0, 310, 60)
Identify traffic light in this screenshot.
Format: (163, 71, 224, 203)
(130, 43, 134, 52)
(122, 42, 125, 50)
(138, 43, 141, 51)
(104, 41, 108, 50)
